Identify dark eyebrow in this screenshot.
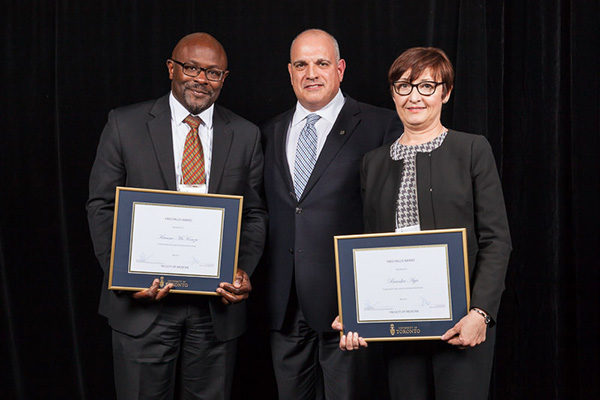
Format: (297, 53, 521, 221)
(185, 60, 223, 70)
(292, 58, 332, 65)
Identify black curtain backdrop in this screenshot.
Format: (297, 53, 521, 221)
(1, 1, 598, 399)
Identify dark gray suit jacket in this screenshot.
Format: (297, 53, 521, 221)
(87, 94, 267, 341)
(361, 130, 512, 322)
(262, 95, 401, 332)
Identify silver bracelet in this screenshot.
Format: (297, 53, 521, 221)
(472, 308, 491, 325)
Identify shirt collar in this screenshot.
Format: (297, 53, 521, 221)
(169, 91, 214, 129)
(291, 89, 345, 128)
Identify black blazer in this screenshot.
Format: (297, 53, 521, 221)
(361, 130, 512, 322)
(262, 95, 401, 332)
(87, 95, 267, 340)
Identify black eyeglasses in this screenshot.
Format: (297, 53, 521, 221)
(392, 81, 445, 96)
(169, 59, 227, 82)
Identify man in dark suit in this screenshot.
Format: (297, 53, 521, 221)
(87, 33, 267, 399)
(261, 29, 401, 399)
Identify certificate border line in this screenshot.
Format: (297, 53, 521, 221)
(352, 244, 453, 324)
(128, 202, 225, 278)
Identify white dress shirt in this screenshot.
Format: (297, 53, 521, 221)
(169, 92, 214, 191)
(286, 90, 346, 178)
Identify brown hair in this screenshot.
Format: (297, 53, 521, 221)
(388, 47, 454, 98)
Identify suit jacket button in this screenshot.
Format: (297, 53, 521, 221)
(288, 248, 294, 254)
(296, 207, 302, 214)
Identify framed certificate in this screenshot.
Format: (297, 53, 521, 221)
(334, 229, 470, 341)
(108, 187, 243, 295)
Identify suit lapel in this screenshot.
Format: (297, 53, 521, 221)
(209, 106, 233, 193)
(298, 97, 361, 201)
(385, 157, 403, 231)
(147, 95, 177, 191)
(273, 110, 295, 195)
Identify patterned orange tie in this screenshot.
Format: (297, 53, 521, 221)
(182, 115, 206, 184)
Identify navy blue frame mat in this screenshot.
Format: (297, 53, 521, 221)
(335, 229, 469, 341)
(109, 187, 242, 295)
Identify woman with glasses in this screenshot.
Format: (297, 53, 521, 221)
(333, 47, 512, 399)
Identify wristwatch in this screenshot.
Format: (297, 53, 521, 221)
(472, 308, 491, 325)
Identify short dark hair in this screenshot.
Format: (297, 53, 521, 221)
(388, 47, 454, 98)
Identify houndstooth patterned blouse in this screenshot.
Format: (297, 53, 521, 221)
(389, 130, 448, 230)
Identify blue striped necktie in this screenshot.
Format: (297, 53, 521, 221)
(293, 113, 321, 200)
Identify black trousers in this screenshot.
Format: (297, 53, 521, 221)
(270, 290, 358, 400)
(365, 326, 497, 400)
(112, 297, 236, 400)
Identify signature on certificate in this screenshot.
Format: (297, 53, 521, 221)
(190, 257, 214, 268)
(420, 297, 446, 309)
(364, 300, 393, 311)
(135, 252, 162, 264)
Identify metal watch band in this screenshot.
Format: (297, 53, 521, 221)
(472, 308, 491, 325)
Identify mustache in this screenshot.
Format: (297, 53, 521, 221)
(185, 83, 212, 94)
